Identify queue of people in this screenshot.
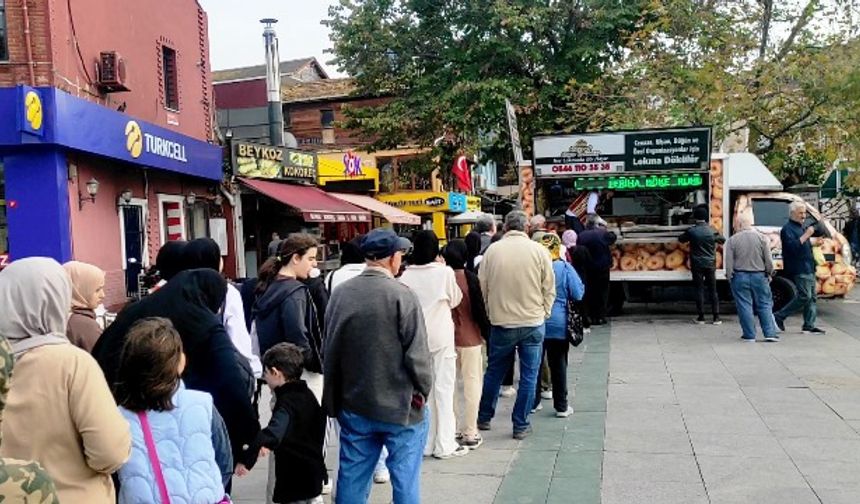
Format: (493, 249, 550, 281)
(0, 196, 832, 504)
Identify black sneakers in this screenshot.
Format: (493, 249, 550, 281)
(774, 317, 786, 332)
(802, 327, 826, 334)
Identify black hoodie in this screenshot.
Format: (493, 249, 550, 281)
(253, 276, 324, 373)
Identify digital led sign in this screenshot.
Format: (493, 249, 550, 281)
(573, 173, 704, 191)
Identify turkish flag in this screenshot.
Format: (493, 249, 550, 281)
(452, 155, 472, 192)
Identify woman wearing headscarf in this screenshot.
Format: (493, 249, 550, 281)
(533, 234, 584, 418)
(0, 258, 131, 503)
(63, 261, 106, 353)
(182, 238, 262, 378)
(399, 230, 466, 459)
(0, 335, 60, 503)
(464, 231, 482, 272)
(561, 230, 577, 263)
(93, 269, 260, 467)
(149, 240, 187, 293)
(441, 240, 490, 450)
(565, 229, 593, 330)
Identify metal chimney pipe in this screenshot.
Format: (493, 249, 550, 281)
(261, 18, 284, 146)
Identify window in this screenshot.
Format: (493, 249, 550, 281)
(158, 195, 186, 245)
(0, 0, 7, 61)
(162, 46, 179, 110)
(751, 199, 818, 228)
(321, 109, 335, 129)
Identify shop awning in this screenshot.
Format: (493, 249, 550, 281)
(329, 193, 422, 225)
(239, 178, 371, 223)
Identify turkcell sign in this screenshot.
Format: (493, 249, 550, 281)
(144, 133, 187, 162)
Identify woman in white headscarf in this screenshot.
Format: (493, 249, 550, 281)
(0, 257, 131, 503)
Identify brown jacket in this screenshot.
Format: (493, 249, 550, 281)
(67, 308, 103, 353)
(1, 344, 131, 503)
(452, 270, 484, 347)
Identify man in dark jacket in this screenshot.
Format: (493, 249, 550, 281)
(773, 201, 825, 334)
(323, 229, 431, 502)
(577, 215, 617, 325)
(679, 205, 726, 324)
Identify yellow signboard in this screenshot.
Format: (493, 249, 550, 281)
(467, 195, 481, 212)
(317, 152, 379, 191)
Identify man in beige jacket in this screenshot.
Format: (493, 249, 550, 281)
(477, 210, 555, 440)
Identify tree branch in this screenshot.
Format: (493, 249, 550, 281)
(774, 0, 820, 62)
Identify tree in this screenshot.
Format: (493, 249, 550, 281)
(325, 0, 657, 162)
(566, 0, 860, 162)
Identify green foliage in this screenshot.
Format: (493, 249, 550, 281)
(326, 0, 655, 158)
(764, 148, 829, 187)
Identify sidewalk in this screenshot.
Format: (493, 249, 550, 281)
(234, 297, 860, 503)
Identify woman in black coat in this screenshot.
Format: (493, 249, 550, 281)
(93, 269, 260, 463)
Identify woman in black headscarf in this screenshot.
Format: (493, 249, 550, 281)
(464, 231, 482, 273)
(150, 240, 187, 293)
(181, 238, 261, 379)
(93, 269, 260, 464)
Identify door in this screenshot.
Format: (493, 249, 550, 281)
(122, 205, 144, 298)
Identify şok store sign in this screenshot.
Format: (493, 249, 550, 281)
(533, 127, 711, 177)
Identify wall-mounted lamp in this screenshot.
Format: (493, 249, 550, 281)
(78, 178, 100, 210)
(185, 192, 197, 206)
(213, 193, 223, 206)
(117, 188, 133, 207)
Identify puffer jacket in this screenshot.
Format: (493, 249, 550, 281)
(117, 386, 227, 504)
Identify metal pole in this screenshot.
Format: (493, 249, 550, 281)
(261, 18, 284, 147)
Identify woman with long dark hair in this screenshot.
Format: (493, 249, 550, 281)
(252, 234, 324, 399)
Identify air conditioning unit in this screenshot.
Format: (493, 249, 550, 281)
(97, 51, 130, 93)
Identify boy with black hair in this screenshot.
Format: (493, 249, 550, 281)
(236, 342, 326, 503)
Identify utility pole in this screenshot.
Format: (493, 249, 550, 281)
(261, 18, 284, 147)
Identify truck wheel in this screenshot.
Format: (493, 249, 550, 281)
(770, 276, 797, 312)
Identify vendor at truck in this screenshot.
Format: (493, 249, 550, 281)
(678, 205, 725, 325)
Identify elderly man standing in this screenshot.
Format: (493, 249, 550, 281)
(323, 229, 432, 503)
(725, 213, 779, 341)
(773, 201, 825, 334)
(477, 211, 555, 440)
(577, 214, 618, 325)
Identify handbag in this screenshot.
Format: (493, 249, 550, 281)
(564, 264, 585, 347)
(138, 412, 232, 504)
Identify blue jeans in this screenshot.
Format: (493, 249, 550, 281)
(774, 273, 817, 330)
(336, 409, 428, 504)
(731, 272, 777, 338)
(478, 325, 544, 433)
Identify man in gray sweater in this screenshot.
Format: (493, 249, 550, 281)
(323, 228, 431, 503)
(725, 213, 778, 341)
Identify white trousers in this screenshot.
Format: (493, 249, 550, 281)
(425, 346, 459, 457)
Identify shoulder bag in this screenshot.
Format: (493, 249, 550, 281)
(564, 264, 585, 347)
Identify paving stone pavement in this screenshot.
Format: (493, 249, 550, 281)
(233, 296, 860, 503)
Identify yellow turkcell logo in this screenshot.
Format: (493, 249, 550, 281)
(24, 91, 42, 131)
(125, 120, 143, 158)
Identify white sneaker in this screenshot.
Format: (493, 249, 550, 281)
(499, 386, 516, 398)
(531, 403, 543, 413)
(321, 480, 333, 495)
(541, 390, 553, 400)
(556, 406, 574, 418)
(434, 445, 469, 459)
(584, 327, 592, 334)
(373, 469, 390, 484)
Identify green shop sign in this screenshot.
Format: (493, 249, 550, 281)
(574, 173, 704, 191)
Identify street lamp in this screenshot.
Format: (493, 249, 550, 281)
(79, 178, 100, 210)
(186, 192, 197, 206)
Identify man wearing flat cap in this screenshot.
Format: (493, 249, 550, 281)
(323, 229, 432, 502)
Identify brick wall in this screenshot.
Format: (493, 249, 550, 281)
(0, 0, 54, 87)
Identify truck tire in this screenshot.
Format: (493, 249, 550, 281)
(770, 276, 797, 312)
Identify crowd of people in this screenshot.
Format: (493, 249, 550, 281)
(0, 198, 830, 503)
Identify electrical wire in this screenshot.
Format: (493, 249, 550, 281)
(67, 0, 94, 84)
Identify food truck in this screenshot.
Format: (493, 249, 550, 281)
(532, 128, 856, 309)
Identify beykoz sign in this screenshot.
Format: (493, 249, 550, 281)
(233, 142, 317, 182)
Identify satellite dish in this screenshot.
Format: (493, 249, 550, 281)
(284, 132, 298, 149)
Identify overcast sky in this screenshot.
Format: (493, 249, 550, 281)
(198, 0, 342, 75)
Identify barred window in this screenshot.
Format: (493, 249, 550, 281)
(162, 46, 179, 110)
